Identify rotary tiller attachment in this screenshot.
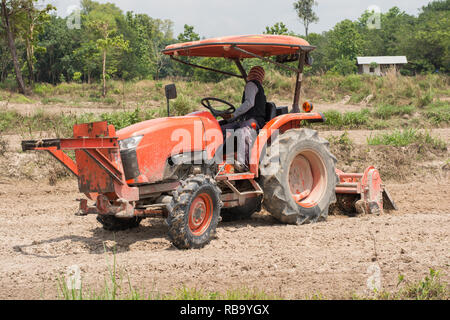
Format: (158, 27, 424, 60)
(335, 166, 397, 215)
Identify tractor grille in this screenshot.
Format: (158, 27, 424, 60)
(120, 149, 140, 180)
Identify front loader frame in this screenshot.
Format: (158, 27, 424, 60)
(22, 121, 139, 211)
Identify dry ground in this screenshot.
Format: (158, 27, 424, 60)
(0, 178, 448, 300)
(0, 101, 449, 300)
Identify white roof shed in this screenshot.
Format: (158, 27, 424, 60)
(357, 56, 408, 65)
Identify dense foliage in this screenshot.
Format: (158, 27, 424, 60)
(0, 0, 448, 92)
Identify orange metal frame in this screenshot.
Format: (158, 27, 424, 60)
(249, 112, 325, 176)
(22, 121, 139, 202)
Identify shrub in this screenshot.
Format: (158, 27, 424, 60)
(342, 109, 370, 127)
(10, 94, 33, 104)
(33, 83, 54, 96)
(100, 108, 149, 130)
(394, 269, 448, 300)
(423, 100, 450, 124)
(416, 90, 434, 108)
(374, 104, 416, 119)
(323, 109, 370, 128)
(73, 72, 82, 83)
(0, 110, 22, 132)
(171, 94, 196, 116)
(331, 58, 358, 76)
(367, 128, 447, 150)
(327, 131, 353, 151)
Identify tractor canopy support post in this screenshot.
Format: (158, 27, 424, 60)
(233, 58, 248, 82)
(292, 50, 306, 113)
(169, 56, 244, 79)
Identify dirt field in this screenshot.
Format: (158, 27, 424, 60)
(0, 101, 449, 300)
(0, 178, 448, 300)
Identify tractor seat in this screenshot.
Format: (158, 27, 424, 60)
(265, 102, 289, 124)
(265, 102, 277, 123)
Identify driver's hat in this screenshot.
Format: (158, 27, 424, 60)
(247, 66, 265, 84)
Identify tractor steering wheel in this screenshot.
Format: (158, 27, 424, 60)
(201, 98, 236, 119)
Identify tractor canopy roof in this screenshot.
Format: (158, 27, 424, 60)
(162, 34, 315, 59)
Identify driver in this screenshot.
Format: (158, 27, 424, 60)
(222, 66, 267, 172)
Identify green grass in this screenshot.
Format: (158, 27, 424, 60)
(423, 100, 450, 124)
(367, 128, 447, 150)
(41, 97, 66, 104)
(374, 104, 416, 120)
(4, 73, 449, 110)
(10, 94, 34, 104)
(0, 74, 448, 135)
(322, 109, 371, 129)
(171, 94, 196, 116)
(327, 131, 353, 150)
(0, 107, 162, 137)
(358, 269, 449, 300)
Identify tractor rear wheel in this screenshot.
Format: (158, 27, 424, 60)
(166, 175, 222, 249)
(220, 196, 262, 222)
(259, 128, 338, 225)
(96, 215, 142, 231)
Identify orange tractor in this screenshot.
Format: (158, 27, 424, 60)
(22, 35, 396, 249)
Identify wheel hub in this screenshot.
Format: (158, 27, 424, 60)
(188, 193, 212, 235)
(288, 150, 327, 208)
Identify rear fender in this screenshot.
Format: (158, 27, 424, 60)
(249, 113, 324, 177)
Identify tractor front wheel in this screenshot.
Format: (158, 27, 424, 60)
(166, 175, 222, 249)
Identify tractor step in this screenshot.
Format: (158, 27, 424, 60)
(216, 172, 255, 181)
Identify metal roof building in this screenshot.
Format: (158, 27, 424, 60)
(357, 56, 408, 75)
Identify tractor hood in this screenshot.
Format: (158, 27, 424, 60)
(116, 111, 219, 142)
(116, 111, 223, 184)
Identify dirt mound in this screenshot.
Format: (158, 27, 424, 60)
(325, 132, 448, 182)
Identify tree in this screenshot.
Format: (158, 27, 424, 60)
(85, 8, 129, 96)
(177, 24, 199, 42)
(72, 40, 99, 84)
(0, 0, 26, 93)
(15, 0, 55, 83)
(328, 20, 363, 62)
(35, 15, 82, 83)
(174, 24, 200, 79)
(264, 22, 291, 35)
(293, 0, 319, 36)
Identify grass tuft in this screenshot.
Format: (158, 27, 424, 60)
(374, 104, 416, 120)
(367, 129, 447, 150)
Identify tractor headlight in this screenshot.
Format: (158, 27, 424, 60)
(118, 135, 143, 151)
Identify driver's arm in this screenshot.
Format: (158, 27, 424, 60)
(232, 82, 259, 118)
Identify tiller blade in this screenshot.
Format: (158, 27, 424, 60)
(335, 166, 397, 215)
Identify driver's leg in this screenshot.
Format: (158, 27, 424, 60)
(220, 121, 240, 166)
(235, 119, 259, 172)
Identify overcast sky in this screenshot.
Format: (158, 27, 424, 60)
(47, 0, 433, 38)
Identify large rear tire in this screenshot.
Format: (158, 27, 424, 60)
(166, 175, 222, 249)
(259, 128, 338, 225)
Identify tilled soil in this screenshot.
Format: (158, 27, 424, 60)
(0, 177, 448, 300)
(0, 102, 449, 299)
